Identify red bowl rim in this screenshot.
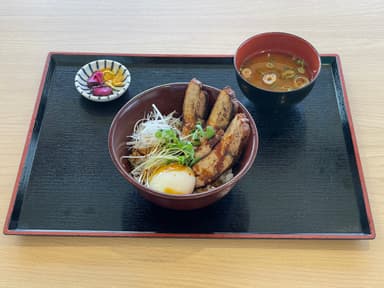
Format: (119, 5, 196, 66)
(108, 82, 259, 200)
(234, 31, 322, 94)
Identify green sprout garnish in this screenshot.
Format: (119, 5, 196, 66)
(190, 123, 215, 146)
(154, 128, 196, 166)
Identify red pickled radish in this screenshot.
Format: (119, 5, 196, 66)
(92, 86, 113, 96)
(87, 71, 104, 88)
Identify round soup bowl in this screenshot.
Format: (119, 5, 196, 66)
(234, 32, 321, 109)
(108, 83, 259, 210)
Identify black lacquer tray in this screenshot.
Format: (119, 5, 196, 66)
(4, 53, 375, 239)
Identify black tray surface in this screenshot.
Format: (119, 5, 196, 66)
(4, 53, 374, 238)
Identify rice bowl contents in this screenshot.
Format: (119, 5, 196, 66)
(122, 78, 251, 195)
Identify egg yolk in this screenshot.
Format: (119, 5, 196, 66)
(149, 163, 196, 195)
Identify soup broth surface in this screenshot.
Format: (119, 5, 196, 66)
(240, 52, 312, 92)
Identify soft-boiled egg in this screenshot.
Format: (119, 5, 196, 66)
(149, 163, 196, 195)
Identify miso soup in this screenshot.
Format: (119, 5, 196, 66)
(240, 52, 312, 92)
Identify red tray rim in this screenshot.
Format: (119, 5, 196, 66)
(3, 52, 376, 239)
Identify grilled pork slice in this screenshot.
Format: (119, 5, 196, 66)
(181, 78, 208, 136)
(207, 86, 237, 130)
(194, 86, 238, 160)
(192, 113, 250, 188)
(194, 130, 224, 160)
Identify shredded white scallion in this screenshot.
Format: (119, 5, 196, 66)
(121, 104, 184, 185)
(126, 104, 182, 150)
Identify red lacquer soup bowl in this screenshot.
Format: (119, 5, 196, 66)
(234, 32, 321, 109)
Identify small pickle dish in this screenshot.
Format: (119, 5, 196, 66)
(75, 59, 131, 102)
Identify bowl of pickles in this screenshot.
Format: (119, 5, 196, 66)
(75, 59, 131, 102)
